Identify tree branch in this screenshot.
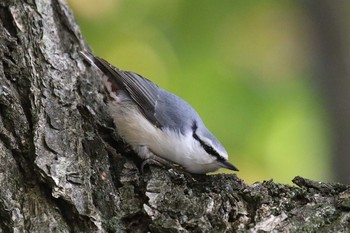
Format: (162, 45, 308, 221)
(0, 0, 349, 232)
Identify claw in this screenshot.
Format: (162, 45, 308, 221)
(140, 159, 164, 173)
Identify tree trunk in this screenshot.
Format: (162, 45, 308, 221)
(0, 0, 349, 232)
(303, 0, 350, 184)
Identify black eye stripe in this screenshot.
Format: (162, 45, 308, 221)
(192, 121, 225, 161)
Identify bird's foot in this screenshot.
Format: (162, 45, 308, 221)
(140, 158, 165, 173)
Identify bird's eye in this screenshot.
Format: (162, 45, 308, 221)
(192, 121, 225, 161)
(202, 143, 216, 155)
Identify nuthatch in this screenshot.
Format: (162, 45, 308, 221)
(81, 51, 238, 174)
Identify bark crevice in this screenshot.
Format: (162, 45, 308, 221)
(0, 0, 349, 232)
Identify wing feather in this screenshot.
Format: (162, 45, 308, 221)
(81, 51, 162, 127)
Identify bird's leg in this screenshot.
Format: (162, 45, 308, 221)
(136, 145, 182, 173)
(140, 158, 165, 173)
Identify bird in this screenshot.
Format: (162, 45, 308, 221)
(80, 51, 238, 174)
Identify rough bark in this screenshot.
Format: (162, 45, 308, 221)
(0, 0, 349, 232)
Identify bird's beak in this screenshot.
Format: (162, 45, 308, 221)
(217, 160, 239, 171)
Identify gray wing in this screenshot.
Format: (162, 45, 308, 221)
(115, 70, 162, 127)
(84, 53, 162, 127)
(82, 51, 200, 132)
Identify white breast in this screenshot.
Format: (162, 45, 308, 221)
(107, 101, 220, 173)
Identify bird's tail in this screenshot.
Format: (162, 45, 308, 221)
(80, 50, 126, 101)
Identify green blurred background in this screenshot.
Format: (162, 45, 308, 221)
(69, 0, 349, 184)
